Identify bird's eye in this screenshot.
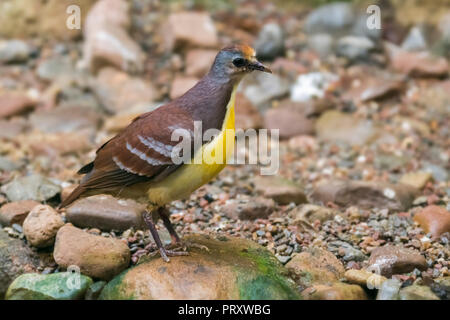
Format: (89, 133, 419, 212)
(232, 58, 246, 68)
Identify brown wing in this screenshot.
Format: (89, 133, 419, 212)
(60, 104, 194, 208)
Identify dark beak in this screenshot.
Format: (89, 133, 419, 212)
(248, 60, 272, 73)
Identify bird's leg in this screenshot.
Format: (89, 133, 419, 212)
(142, 211, 187, 262)
(158, 207, 181, 246)
(158, 207, 209, 253)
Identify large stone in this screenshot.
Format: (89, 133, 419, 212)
(5, 272, 93, 300)
(253, 176, 307, 205)
(414, 205, 450, 238)
(221, 196, 275, 220)
(385, 43, 449, 77)
(66, 195, 146, 231)
(254, 23, 285, 61)
(99, 234, 299, 300)
(0, 229, 40, 298)
(290, 72, 338, 103)
(367, 245, 427, 277)
(29, 105, 101, 134)
(23, 205, 64, 248)
(311, 180, 418, 211)
(336, 36, 375, 61)
(290, 204, 336, 225)
(399, 171, 432, 189)
(185, 49, 216, 77)
(301, 282, 367, 300)
(93, 67, 157, 113)
(305, 2, 355, 35)
(83, 0, 145, 73)
(0, 91, 35, 119)
(0, 174, 61, 202)
(376, 278, 402, 300)
(36, 56, 76, 82)
(315, 110, 378, 146)
(244, 73, 290, 107)
(54, 225, 130, 280)
(0, 40, 32, 63)
(399, 285, 440, 300)
(0, 200, 40, 226)
(163, 12, 218, 50)
(286, 247, 345, 289)
(264, 102, 314, 139)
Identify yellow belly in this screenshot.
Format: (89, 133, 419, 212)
(145, 87, 237, 206)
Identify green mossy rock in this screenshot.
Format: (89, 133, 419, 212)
(99, 234, 300, 300)
(5, 272, 93, 300)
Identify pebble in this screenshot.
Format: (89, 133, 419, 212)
(23, 205, 64, 248)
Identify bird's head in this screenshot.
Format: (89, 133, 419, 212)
(209, 44, 272, 82)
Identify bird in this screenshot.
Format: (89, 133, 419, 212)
(59, 44, 271, 262)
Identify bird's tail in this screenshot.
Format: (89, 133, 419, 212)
(58, 185, 86, 209)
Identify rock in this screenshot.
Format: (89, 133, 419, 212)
(54, 225, 130, 280)
(290, 72, 338, 103)
(23, 205, 64, 248)
(24, 132, 93, 157)
(83, 0, 145, 73)
(305, 2, 355, 35)
(345, 76, 404, 103)
(0, 0, 94, 40)
(65, 195, 146, 232)
(0, 91, 35, 118)
(385, 43, 449, 77)
(99, 234, 299, 300)
(93, 67, 157, 113)
(401, 26, 428, 51)
(336, 36, 375, 61)
(327, 240, 366, 262)
(290, 204, 336, 225)
(170, 76, 199, 99)
(414, 205, 450, 238)
(351, 14, 381, 40)
(302, 282, 367, 300)
(253, 176, 307, 205)
(422, 162, 448, 182)
(221, 196, 275, 220)
(0, 200, 40, 226)
(29, 105, 101, 134)
(286, 247, 345, 289)
(399, 171, 432, 189)
(307, 33, 334, 58)
(315, 111, 378, 146)
(374, 152, 408, 171)
(271, 58, 307, 76)
(235, 93, 263, 130)
(264, 102, 314, 139)
(185, 49, 216, 77)
(344, 269, 387, 289)
(36, 56, 76, 82)
(0, 118, 28, 139)
(367, 245, 427, 277)
(399, 285, 440, 300)
(0, 40, 32, 63)
(254, 23, 285, 61)
(0, 229, 40, 298)
(311, 180, 418, 211)
(1, 174, 61, 202)
(85, 281, 107, 300)
(377, 278, 402, 300)
(244, 73, 290, 107)
(5, 272, 93, 300)
(163, 12, 218, 50)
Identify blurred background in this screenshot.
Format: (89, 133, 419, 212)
(0, 0, 449, 300)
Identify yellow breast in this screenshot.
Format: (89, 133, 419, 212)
(145, 86, 237, 206)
